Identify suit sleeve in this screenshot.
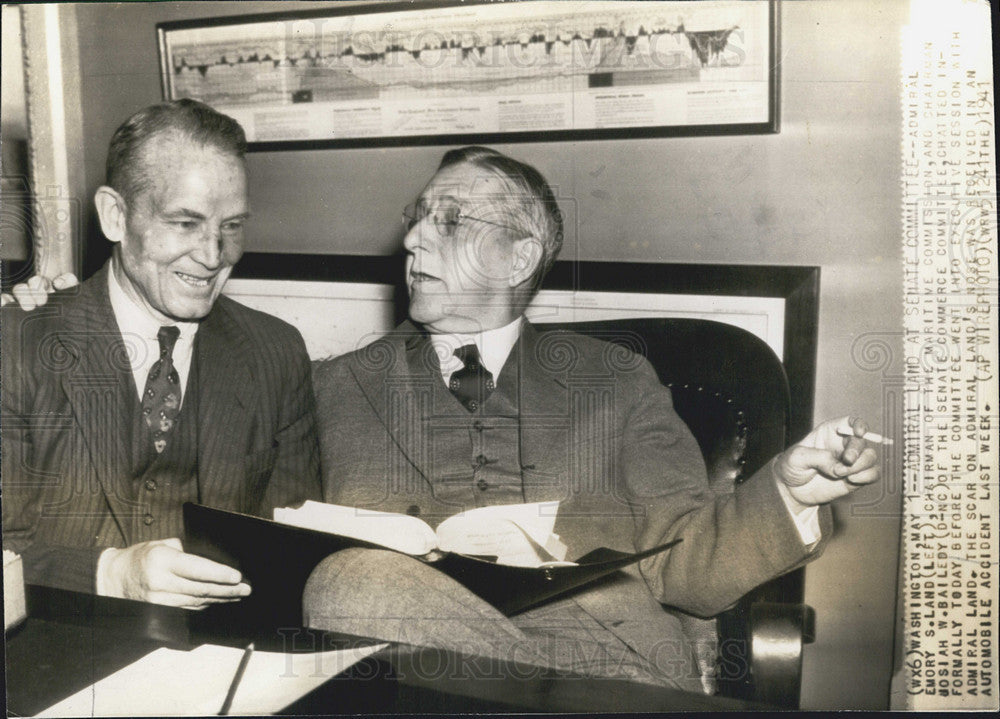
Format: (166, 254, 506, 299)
(619, 359, 832, 618)
(1, 307, 107, 593)
(259, 326, 322, 511)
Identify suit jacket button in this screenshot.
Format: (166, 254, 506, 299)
(143, 513, 154, 526)
(476, 479, 489, 491)
(144, 479, 157, 492)
(406, 505, 421, 516)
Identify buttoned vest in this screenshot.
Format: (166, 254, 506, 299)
(121, 347, 201, 544)
(404, 340, 542, 524)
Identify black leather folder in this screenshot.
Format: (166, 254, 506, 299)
(183, 502, 681, 631)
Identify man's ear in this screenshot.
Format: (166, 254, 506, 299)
(509, 236, 544, 288)
(93, 186, 127, 245)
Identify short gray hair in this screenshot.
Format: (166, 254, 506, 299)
(106, 98, 247, 205)
(437, 146, 563, 284)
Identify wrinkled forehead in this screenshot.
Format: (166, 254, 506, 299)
(418, 161, 517, 208)
(133, 133, 247, 203)
(141, 132, 244, 177)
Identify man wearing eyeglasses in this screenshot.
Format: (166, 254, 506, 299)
(307, 146, 882, 690)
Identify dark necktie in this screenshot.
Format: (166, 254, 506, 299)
(141, 325, 182, 453)
(449, 344, 494, 412)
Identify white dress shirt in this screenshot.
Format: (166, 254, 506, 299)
(429, 316, 524, 386)
(107, 261, 199, 404)
(426, 315, 821, 548)
(777, 476, 821, 548)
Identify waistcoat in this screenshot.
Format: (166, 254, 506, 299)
(405, 340, 532, 523)
(123, 348, 202, 543)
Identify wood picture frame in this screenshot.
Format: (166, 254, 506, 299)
(157, 0, 780, 151)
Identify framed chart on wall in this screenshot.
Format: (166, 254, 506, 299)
(157, 0, 779, 150)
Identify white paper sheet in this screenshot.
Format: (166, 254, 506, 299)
(37, 641, 388, 717)
(274, 501, 438, 555)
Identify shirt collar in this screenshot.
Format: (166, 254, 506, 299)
(429, 316, 524, 378)
(107, 258, 199, 342)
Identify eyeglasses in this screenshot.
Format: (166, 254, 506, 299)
(402, 200, 523, 238)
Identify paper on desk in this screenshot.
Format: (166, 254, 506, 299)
(36, 641, 388, 717)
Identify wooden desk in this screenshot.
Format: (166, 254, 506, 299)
(4, 585, 757, 715)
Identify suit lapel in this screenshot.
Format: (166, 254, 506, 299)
(57, 265, 137, 537)
(195, 300, 255, 509)
(56, 269, 257, 529)
(346, 323, 439, 490)
(503, 323, 571, 504)
(345, 321, 575, 501)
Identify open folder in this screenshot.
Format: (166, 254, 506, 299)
(183, 502, 682, 629)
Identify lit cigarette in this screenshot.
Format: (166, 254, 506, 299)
(836, 421, 894, 445)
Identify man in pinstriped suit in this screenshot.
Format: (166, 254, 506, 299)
(1, 100, 320, 608)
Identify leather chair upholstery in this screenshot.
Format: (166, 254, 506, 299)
(536, 317, 815, 707)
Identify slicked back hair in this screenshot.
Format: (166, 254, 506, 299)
(106, 98, 247, 206)
(437, 146, 564, 285)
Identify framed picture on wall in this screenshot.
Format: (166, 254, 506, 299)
(157, 0, 779, 151)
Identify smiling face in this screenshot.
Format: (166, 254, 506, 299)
(403, 161, 527, 334)
(107, 135, 249, 323)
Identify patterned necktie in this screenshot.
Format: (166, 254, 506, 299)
(449, 344, 495, 412)
(141, 325, 181, 453)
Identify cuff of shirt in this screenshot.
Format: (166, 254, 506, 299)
(95, 547, 118, 596)
(775, 472, 822, 549)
